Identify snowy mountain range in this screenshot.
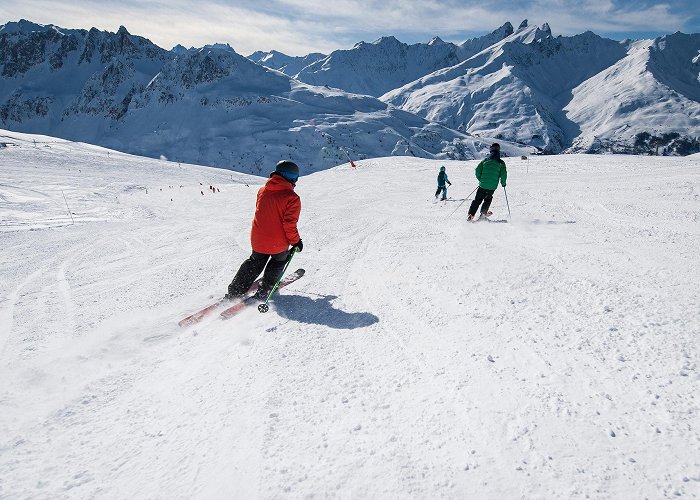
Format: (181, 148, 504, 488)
(288, 23, 515, 98)
(381, 21, 700, 155)
(250, 20, 698, 156)
(0, 20, 529, 174)
(1, 19, 698, 174)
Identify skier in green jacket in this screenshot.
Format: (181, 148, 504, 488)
(468, 143, 507, 221)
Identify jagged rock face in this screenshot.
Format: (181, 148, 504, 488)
(0, 25, 78, 77)
(64, 60, 141, 120)
(459, 22, 514, 55)
(0, 93, 53, 122)
(0, 21, 169, 130)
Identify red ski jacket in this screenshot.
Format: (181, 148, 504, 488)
(250, 174, 301, 255)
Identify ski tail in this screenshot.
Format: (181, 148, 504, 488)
(178, 299, 226, 327)
(178, 280, 261, 327)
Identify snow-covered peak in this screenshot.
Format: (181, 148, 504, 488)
(458, 22, 515, 57)
(507, 21, 554, 44)
(495, 22, 515, 38)
(262, 49, 285, 61)
(171, 44, 189, 55)
(246, 50, 326, 77)
(371, 35, 403, 47)
(429, 36, 446, 46)
(0, 19, 59, 35)
(202, 43, 237, 54)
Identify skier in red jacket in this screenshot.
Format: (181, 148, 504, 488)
(226, 160, 303, 300)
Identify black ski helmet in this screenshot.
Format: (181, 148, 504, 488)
(273, 160, 299, 181)
(490, 143, 500, 154)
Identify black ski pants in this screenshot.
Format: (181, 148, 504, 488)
(468, 187, 496, 216)
(435, 185, 447, 199)
(228, 249, 289, 297)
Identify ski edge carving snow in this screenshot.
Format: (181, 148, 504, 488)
(220, 268, 305, 320)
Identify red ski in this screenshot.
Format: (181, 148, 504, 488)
(220, 268, 305, 320)
(178, 280, 262, 327)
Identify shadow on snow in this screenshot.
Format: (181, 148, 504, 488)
(272, 294, 379, 330)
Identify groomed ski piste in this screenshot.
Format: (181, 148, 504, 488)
(1, 129, 698, 498)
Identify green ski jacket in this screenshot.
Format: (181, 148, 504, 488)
(475, 158, 507, 190)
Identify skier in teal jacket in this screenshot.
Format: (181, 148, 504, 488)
(468, 143, 507, 220)
(435, 166, 452, 200)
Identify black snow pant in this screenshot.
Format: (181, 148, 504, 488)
(435, 185, 447, 199)
(468, 187, 496, 216)
(227, 249, 289, 298)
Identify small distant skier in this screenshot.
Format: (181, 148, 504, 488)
(468, 143, 507, 221)
(435, 166, 452, 201)
(226, 160, 303, 301)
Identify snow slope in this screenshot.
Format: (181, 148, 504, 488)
(1, 131, 699, 498)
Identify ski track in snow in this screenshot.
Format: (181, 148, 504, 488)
(0, 132, 699, 498)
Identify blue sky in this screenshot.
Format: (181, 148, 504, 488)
(2, 0, 698, 55)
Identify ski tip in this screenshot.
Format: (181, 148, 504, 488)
(294, 268, 306, 276)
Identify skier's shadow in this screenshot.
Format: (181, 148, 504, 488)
(272, 294, 378, 330)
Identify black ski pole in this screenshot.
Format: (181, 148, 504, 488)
(258, 248, 297, 313)
(448, 185, 478, 218)
(503, 186, 511, 219)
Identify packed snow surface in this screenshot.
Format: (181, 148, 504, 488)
(1, 130, 699, 498)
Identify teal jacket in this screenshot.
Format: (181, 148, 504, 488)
(475, 157, 507, 190)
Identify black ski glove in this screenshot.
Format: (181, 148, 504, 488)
(291, 240, 303, 253)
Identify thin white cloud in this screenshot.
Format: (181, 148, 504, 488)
(528, 0, 686, 34)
